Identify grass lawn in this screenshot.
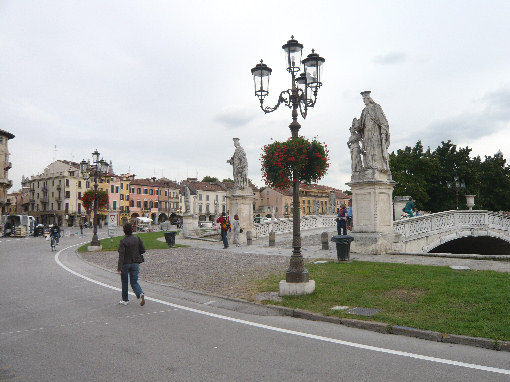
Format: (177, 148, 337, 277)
(77, 231, 186, 252)
(257, 261, 510, 341)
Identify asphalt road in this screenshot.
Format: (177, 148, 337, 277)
(1, 233, 510, 381)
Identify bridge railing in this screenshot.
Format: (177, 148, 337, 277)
(253, 215, 337, 238)
(393, 210, 510, 241)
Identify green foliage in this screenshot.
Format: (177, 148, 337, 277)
(202, 176, 219, 182)
(390, 140, 510, 212)
(222, 178, 234, 183)
(259, 261, 510, 340)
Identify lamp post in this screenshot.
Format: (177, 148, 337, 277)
(80, 149, 110, 249)
(447, 175, 466, 210)
(251, 36, 325, 286)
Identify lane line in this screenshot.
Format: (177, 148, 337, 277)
(55, 244, 510, 376)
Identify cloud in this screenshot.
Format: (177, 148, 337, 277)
(372, 52, 407, 65)
(213, 107, 258, 129)
(412, 87, 510, 148)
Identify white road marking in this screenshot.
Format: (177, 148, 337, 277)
(55, 244, 510, 376)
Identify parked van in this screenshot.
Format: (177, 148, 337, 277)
(1, 215, 36, 236)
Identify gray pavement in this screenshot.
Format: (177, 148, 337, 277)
(2, 229, 510, 380)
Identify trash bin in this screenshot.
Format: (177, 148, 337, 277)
(331, 235, 354, 261)
(164, 231, 177, 247)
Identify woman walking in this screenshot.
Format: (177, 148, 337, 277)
(233, 214, 241, 247)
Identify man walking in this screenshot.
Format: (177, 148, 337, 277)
(336, 205, 347, 236)
(216, 212, 231, 249)
(117, 223, 146, 306)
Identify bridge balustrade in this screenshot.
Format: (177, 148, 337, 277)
(253, 215, 337, 238)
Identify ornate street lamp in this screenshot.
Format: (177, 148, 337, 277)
(251, 36, 325, 286)
(447, 175, 466, 210)
(80, 149, 110, 249)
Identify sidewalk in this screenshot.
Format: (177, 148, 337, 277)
(175, 227, 510, 273)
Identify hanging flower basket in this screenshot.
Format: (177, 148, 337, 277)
(80, 189, 109, 211)
(261, 136, 329, 190)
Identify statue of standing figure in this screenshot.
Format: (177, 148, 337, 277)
(357, 91, 391, 173)
(348, 118, 363, 173)
(184, 186, 191, 214)
(227, 138, 249, 190)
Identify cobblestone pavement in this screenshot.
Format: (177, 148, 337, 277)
(79, 228, 510, 301)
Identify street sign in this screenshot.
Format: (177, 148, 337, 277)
(108, 212, 118, 227)
(108, 211, 118, 238)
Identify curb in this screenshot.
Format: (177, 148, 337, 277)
(264, 304, 510, 352)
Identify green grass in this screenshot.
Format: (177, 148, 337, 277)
(77, 231, 186, 252)
(258, 261, 510, 340)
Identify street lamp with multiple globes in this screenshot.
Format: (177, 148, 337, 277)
(251, 36, 325, 287)
(80, 149, 110, 249)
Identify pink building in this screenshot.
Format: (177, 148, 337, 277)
(129, 179, 160, 222)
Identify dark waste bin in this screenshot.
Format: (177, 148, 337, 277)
(331, 235, 354, 261)
(164, 231, 177, 247)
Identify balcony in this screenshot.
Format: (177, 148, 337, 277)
(4, 161, 12, 170)
(56, 185, 62, 191)
(0, 178, 13, 187)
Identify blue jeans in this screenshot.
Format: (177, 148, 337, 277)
(120, 263, 144, 301)
(337, 220, 347, 235)
(221, 230, 229, 248)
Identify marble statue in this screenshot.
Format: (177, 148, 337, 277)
(184, 186, 191, 214)
(227, 138, 248, 190)
(328, 191, 337, 214)
(348, 118, 364, 173)
(214, 199, 219, 215)
(359, 91, 390, 173)
(313, 198, 320, 215)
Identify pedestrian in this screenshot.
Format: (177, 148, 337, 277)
(216, 212, 231, 249)
(403, 197, 416, 218)
(232, 214, 241, 247)
(347, 201, 353, 231)
(336, 205, 347, 235)
(80, 224, 84, 236)
(117, 223, 146, 306)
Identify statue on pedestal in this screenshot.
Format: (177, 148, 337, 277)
(184, 186, 191, 214)
(358, 91, 390, 173)
(227, 138, 249, 191)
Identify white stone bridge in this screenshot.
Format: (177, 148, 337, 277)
(393, 210, 510, 255)
(254, 210, 510, 255)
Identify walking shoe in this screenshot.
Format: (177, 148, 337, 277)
(140, 293, 145, 306)
(119, 300, 129, 305)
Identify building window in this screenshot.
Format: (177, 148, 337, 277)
(78, 204, 81, 214)
(131, 187, 135, 193)
(120, 194, 124, 200)
(65, 203, 68, 213)
(137, 200, 141, 208)
(65, 191, 71, 198)
(149, 189, 154, 195)
(78, 192, 81, 199)
(111, 185, 115, 193)
(113, 201, 117, 210)
(206, 195, 209, 201)
(137, 188, 141, 194)
(66, 179, 70, 187)
(130, 200, 134, 207)
(144, 188, 148, 195)
(78, 181, 82, 188)
(199, 194, 202, 201)
(144, 201, 148, 209)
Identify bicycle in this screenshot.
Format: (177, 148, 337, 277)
(50, 235, 56, 251)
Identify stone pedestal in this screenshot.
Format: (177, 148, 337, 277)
(347, 174, 399, 254)
(227, 188, 254, 244)
(279, 280, 316, 296)
(87, 245, 103, 252)
(182, 214, 194, 237)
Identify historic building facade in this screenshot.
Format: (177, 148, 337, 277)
(0, 129, 15, 217)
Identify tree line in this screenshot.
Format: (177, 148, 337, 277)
(389, 140, 510, 213)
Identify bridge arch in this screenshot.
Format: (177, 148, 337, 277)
(426, 232, 510, 255)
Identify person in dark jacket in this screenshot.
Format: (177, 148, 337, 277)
(117, 223, 146, 306)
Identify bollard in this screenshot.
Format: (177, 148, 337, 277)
(269, 231, 275, 247)
(246, 230, 252, 246)
(321, 232, 329, 250)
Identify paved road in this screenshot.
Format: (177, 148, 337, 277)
(1, 233, 510, 381)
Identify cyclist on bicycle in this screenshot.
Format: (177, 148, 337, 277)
(50, 224, 61, 245)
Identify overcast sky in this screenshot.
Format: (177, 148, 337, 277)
(2, 1, 510, 191)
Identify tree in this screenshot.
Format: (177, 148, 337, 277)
(222, 178, 234, 183)
(201, 176, 218, 182)
(390, 140, 510, 213)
